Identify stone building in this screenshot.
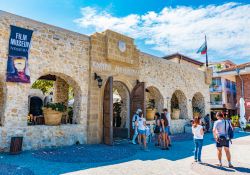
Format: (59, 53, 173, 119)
(0, 11, 211, 151)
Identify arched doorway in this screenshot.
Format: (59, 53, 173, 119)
(170, 90, 188, 119)
(113, 81, 130, 139)
(29, 73, 81, 125)
(146, 86, 164, 113)
(192, 92, 205, 118)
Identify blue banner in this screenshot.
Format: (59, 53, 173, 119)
(6, 25, 33, 83)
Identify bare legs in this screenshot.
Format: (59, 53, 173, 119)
(138, 134, 147, 150)
(217, 147, 233, 167)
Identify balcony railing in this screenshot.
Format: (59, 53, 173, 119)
(210, 85, 222, 92)
(211, 101, 223, 105)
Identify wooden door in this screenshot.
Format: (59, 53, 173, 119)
(130, 82, 146, 138)
(103, 77, 113, 145)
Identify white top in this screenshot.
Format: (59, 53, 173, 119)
(166, 112, 171, 126)
(137, 117, 146, 130)
(192, 125, 204, 139)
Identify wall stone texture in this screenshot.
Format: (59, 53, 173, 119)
(0, 11, 89, 151)
(0, 11, 211, 151)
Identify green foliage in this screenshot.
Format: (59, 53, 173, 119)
(231, 115, 239, 127)
(32, 80, 54, 94)
(67, 106, 73, 123)
(45, 102, 66, 112)
(245, 124, 250, 131)
(214, 95, 221, 101)
(215, 64, 224, 71)
(68, 86, 74, 100)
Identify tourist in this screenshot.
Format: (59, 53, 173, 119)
(131, 108, 142, 144)
(163, 108, 172, 146)
(135, 111, 148, 151)
(154, 112, 161, 147)
(192, 117, 204, 163)
(44, 92, 53, 106)
(160, 113, 169, 150)
(204, 114, 210, 133)
(213, 112, 233, 167)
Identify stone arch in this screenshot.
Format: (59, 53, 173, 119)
(146, 86, 164, 112)
(30, 72, 82, 124)
(113, 81, 130, 138)
(0, 78, 6, 126)
(192, 92, 205, 118)
(170, 90, 188, 119)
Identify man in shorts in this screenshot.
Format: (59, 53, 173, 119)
(213, 112, 233, 168)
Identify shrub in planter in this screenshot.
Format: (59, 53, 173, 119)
(231, 115, 239, 127)
(43, 103, 66, 125)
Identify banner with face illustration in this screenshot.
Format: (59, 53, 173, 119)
(6, 25, 33, 83)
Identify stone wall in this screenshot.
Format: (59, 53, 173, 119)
(0, 11, 211, 150)
(0, 11, 90, 151)
(139, 52, 210, 119)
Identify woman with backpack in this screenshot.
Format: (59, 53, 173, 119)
(160, 113, 169, 150)
(192, 117, 204, 163)
(154, 112, 161, 147)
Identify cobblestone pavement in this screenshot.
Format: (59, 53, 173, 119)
(0, 132, 250, 175)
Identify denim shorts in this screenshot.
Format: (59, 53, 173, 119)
(164, 127, 169, 134)
(138, 129, 146, 135)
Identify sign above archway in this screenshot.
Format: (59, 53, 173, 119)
(91, 30, 139, 67)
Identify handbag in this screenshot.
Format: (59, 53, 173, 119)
(217, 120, 228, 146)
(154, 125, 160, 134)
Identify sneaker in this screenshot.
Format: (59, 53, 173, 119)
(216, 163, 222, 167)
(132, 141, 136, 145)
(198, 160, 202, 164)
(228, 163, 234, 168)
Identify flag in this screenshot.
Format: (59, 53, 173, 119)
(196, 42, 207, 55)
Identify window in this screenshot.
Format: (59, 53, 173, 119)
(212, 77, 222, 86)
(225, 79, 231, 88)
(232, 82, 236, 91)
(233, 93, 237, 103)
(227, 92, 231, 103)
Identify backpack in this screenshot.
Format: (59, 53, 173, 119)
(227, 120, 234, 139)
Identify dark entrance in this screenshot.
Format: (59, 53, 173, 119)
(103, 79, 145, 144)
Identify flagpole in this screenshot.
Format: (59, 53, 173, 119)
(205, 35, 208, 67)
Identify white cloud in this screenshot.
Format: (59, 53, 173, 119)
(74, 3, 250, 63)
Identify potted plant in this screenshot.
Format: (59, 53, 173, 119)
(146, 99, 156, 120)
(231, 115, 239, 127)
(43, 102, 66, 125)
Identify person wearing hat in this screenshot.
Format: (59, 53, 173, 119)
(132, 108, 142, 144)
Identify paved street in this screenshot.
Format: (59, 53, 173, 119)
(0, 132, 250, 175)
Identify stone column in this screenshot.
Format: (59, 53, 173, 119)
(53, 77, 69, 104)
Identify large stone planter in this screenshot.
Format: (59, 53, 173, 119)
(146, 108, 156, 121)
(172, 109, 180, 120)
(43, 108, 62, 125)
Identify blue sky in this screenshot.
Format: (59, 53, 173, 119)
(1, 0, 250, 64)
